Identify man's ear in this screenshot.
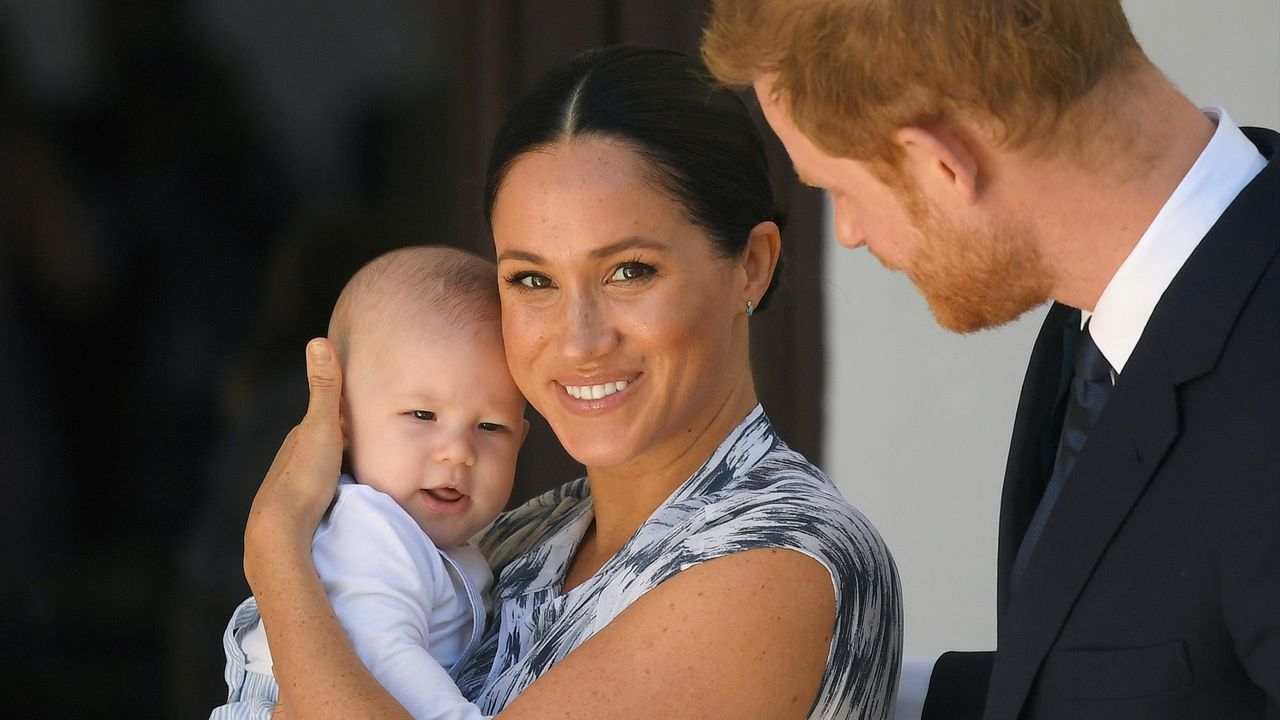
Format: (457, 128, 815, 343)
(895, 125, 980, 205)
(741, 220, 782, 308)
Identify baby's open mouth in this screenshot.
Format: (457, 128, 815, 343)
(425, 487, 464, 503)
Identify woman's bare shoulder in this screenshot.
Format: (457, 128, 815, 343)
(497, 546, 835, 720)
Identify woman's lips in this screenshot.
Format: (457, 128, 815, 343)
(556, 374, 639, 413)
(419, 487, 471, 515)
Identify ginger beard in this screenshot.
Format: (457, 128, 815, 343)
(880, 181, 1052, 334)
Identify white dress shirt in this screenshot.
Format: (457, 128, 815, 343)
(1086, 108, 1267, 371)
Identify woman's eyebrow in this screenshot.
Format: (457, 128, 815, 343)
(498, 237, 667, 264)
(497, 249, 543, 264)
(588, 236, 666, 259)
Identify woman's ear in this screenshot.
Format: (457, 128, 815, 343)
(895, 125, 980, 205)
(741, 220, 782, 308)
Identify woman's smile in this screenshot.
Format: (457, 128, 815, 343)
(562, 378, 630, 400)
(493, 138, 751, 471)
(556, 373, 640, 413)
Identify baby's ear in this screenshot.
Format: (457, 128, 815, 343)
(518, 418, 531, 446)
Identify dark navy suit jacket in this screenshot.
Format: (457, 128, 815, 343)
(924, 128, 1280, 720)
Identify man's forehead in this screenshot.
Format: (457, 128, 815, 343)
(749, 77, 809, 151)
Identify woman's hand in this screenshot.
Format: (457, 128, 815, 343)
(238, 339, 415, 720)
(244, 339, 345, 589)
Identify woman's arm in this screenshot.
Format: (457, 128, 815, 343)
(499, 546, 836, 720)
(248, 341, 837, 720)
(244, 340, 413, 720)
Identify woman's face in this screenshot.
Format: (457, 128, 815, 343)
(492, 137, 750, 472)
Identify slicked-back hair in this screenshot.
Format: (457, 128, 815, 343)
(703, 0, 1147, 168)
(328, 245, 499, 365)
(483, 46, 787, 312)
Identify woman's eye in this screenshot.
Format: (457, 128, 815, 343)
(506, 272, 553, 289)
(410, 410, 436, 421)
(478, 422, 506, 433)
(609, 262, 655, 282)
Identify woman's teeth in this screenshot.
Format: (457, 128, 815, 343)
(565, 380, 628, 400)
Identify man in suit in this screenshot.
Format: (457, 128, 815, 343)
(704, 1, 1279, 718)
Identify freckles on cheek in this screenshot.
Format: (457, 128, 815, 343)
(501, 317, 548, 395)
(502, 311, 540, 347)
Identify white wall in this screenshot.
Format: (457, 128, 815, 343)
(822, 0, 1280, 657)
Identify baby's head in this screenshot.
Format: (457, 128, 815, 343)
(328, 246, 527, 548)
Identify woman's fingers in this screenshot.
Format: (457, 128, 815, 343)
(289, 339, 345, 516)
(303, 338, 343, 438)
(291, 339, 345, 486)
(272, 339, 344, 519)
(245, 339, 346, 580)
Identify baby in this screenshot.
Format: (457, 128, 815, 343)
(212, 246, 527, 719)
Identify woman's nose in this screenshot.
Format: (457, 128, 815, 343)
(560, 292, 619, 363)
(433, 428, 477, 467)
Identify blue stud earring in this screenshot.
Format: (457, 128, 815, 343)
(746, 300, 755, 317)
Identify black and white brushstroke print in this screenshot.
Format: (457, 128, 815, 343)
(454, 405, 903, 719)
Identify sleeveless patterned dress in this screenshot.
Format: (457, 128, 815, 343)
(454, 406, 902, 719)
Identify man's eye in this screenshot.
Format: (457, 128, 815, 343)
(410, 410, 435, 421)
(478, 422, 506, 433)
(609, 262, 655, 282)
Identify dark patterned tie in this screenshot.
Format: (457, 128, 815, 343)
(1012, 321, 1114, 585)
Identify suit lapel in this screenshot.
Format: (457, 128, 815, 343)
(995, 303, 1078, 614)
(986, 345, 1180, 719)
(985, 127, 1280, 720)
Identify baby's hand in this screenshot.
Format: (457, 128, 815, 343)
(271, 701, 287, 719)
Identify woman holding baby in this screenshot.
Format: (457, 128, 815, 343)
(244, 47, 901, 719)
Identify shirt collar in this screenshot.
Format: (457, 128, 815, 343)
(1086, 107, 1267, 372)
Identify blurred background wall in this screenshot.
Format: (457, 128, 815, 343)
(823, 0, 1280, 659)
(0, 1, 826, 716)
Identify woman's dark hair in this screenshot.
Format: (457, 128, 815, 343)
(484, 46, 785, 311)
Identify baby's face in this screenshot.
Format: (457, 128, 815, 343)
(342, 316, 526, 548)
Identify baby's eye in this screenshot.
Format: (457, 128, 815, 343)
(505, 271, 553, 290)
(410, 410, 436, 421)
(478, 422, 506, 433)
(609, 261, 655, 282)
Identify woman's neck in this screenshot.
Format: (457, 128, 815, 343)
(564, 376, 759, 587)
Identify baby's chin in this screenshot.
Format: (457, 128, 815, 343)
(418, 519, 489, 550)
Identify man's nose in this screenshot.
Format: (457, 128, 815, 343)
(833, 204, 866, 249)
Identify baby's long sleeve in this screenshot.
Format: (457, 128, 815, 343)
(310, 484, 492, 720)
